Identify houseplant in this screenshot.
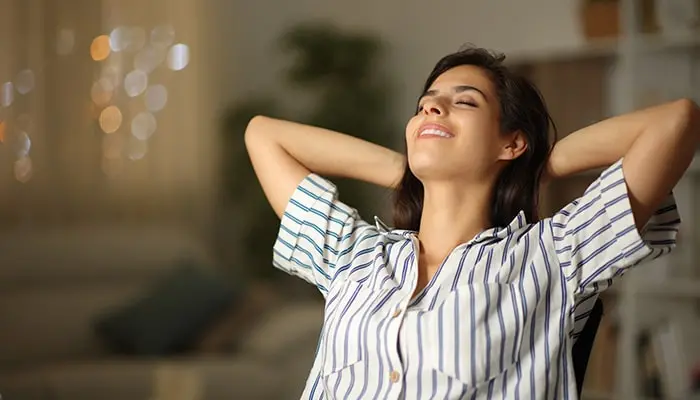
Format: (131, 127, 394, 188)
(220, 22, 397, 281)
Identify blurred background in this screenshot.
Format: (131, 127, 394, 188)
(0, 0, 699, 399)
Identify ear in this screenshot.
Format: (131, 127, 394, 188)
(498, 130, 528, 161)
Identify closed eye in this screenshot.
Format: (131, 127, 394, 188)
(456, 100, 477, 107)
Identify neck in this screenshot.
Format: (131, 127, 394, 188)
(417, 180, 493, 264)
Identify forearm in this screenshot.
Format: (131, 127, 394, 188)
(546, 98, 700, 230)
(248, 116, 405, 188)
(547, 100, 695, 178)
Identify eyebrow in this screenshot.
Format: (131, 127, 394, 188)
(422, 85, 489, 102)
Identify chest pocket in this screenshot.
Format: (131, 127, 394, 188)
(423, 282, 525, 387)
(321, 280, 377, 378)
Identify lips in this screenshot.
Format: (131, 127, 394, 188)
(418, 123, 454, 138)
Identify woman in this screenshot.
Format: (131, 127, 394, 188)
(245, 47, 697, 399)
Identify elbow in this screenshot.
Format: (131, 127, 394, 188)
(675, 97, 700, 121)
(244, 115, 269, 138)
(244, 115, 271, 149)
(670, 98, 700, 142)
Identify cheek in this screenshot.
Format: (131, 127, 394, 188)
(458, 115, 499, 142)
(405, 116, 419, 139)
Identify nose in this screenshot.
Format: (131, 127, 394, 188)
(421, 98, 444, 116)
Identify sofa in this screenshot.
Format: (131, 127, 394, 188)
(0, 225, 324, 400)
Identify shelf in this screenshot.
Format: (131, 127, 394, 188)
(506, 39, 618, 65)
(507, 31, 700, 65)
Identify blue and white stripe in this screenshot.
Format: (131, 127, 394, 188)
(272, 158, 680, 400)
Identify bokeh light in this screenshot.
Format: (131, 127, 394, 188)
(150, 25, 175, 48)
(125, 27, 147, 52)
(1, 82, 15, 107)
(100, 65, 122, 90)
(90, 35, 111, 61)
(15, 131, 31, 158)
(131, 111, 157, 140)
(167, 43, 190, 71)
(126, 136, 148, 160)
(91, 78, 114, 107)
(144, 84, 168, 112)
(0, 23, 191, 181)
(56, 28, 75, 55)
(99, 105, 123, 134)
(109, 27, 129, 52)
(124, 70, 148, 97)
(134, 45, 166, 73)
(14, 156, 32, 183)
(15, 70, 35, 95)
(0, 120, 6, 143)
(109, 26, 146, 53)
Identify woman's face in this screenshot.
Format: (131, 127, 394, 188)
(405, 65, 521, 183)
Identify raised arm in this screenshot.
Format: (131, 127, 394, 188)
(244, 116, 405, 217)
(547, 98, 700, 230)
(246, 117, 405, 293)
(546, 99, 697, 296)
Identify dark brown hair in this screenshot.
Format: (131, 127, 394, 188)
(392, 46, 556, 231)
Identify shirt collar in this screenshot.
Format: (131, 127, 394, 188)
(374, 210, 528, 245)
(374, 216, 413, 241)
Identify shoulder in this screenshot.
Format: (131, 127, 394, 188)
(484, 211, 552, 249)
(491, 219, 562, 266)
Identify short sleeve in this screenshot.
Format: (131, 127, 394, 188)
(272, 173, 376, 296)
(550, 159, 681, 296)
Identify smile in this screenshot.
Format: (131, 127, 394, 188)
(419, 128, 454, 138)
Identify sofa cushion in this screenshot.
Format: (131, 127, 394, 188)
(94, 262, 238, 356)
(0, 280, 150, 366)
(238, 302, 323, 359)
(194, 283, 279, 354)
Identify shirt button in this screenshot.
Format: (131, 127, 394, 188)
(390, 370, 400, 383)
(392, 308, 402, 318)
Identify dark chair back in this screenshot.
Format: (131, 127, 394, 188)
(572, 298, 604, 395)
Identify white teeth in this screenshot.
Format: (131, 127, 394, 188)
(420, 128, 453, 138)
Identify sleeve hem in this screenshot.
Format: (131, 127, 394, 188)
(599, 160, 680, 266)
(272, 173, 337, 268)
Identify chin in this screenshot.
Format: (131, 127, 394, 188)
(408, 156, 456, 181)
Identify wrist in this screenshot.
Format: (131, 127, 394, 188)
(544, 147, 564, 180)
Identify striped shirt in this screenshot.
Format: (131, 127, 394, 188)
(273, 159, 680, 400)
